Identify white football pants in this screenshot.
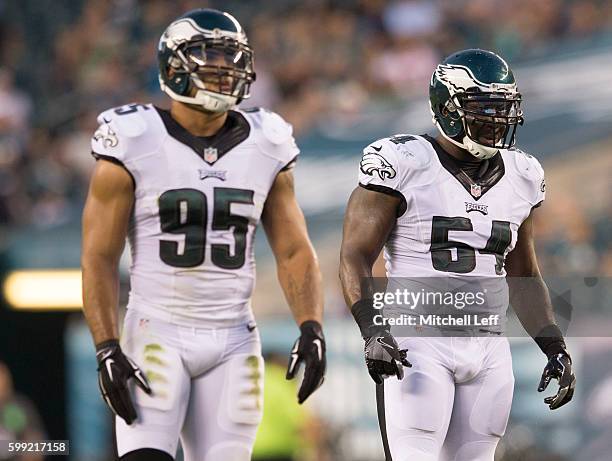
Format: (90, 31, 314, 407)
(378, 336, 514, 461)
(115, 308, 264, 460)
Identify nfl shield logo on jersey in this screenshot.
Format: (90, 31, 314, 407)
(204, 147, 218, 163)
(470, 184, 482, 198)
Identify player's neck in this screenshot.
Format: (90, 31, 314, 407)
(435, 135, 481, 162)
(170, 101, 228, 137)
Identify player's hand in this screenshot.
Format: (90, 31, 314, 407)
(538, 352, 576, 410)
(286, 320, 326, 404)
(364, 330, 412, 384)
(96, 339, 152, 424)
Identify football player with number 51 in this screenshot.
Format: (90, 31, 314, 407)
(82, 9, 326, 461)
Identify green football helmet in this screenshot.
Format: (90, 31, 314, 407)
(429, 49, 524, 160)
(158, 8, 256, 112)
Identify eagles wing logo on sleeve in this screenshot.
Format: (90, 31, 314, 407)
(360, 149, 397, 181)
(93, 119, 119, 148)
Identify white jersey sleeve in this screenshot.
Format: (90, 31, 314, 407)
(240, 108, 299, 173)
(91, 103, 163, 180)
(358, 138, 405, 192)
(506, 147, 546, 208)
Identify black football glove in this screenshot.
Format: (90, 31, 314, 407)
(286, 320, 326, 404)
(365, 330, 412, 385)
(538, 351, 576, 410)
(96, 339, 152, 424)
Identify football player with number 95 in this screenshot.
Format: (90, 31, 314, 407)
(81, 9, 326, 461)
(340, 49, 575, 461)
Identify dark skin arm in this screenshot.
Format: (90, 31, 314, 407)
(339, 186, 400, 306)
(507, 208, 576, 410)
(262, 170, 323, 324)
(505, 209, 557, 336)
(340, 186, 412, 383)
(81, 160, 134, 345)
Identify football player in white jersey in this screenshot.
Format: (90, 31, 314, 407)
(340, 49, 576, 461)
(81, 9, 326, 461)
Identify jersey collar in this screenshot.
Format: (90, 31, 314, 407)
(423, 134, 505, 201)
(155, 107, 250, 165)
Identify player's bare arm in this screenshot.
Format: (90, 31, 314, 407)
(82, 159, 134, 344)
(505, 210, 556, 336)
(506, 210, 576, 410)
(262, 169, 326, 403)
(81, 159, 151, 425)
(263, 169, 322, 324)
(339, 186, 398, 306)
(339, 186, 411, 384)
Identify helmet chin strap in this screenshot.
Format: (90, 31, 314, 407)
(460, 135, 499, 160)
(159, 76, 238, 113)
(434, 119, 499, 160)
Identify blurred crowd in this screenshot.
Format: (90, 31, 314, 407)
(1, 4, 610, 460)
(0, 361, 45, 461)
(0, 0, 611, 273)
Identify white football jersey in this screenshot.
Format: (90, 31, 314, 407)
(358, 134, 545, 279)
(91, 103, 299, 326)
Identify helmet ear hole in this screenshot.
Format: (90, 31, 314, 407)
(442, 102, 461, 121)
(444, 99, 458, 113)
(168, 56, 182, 69)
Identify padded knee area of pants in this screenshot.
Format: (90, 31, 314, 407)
(393, 445, 438, 461)
(120, 448, 174, 461)
(204, 442, 251, 461)
(450, 440, 498, 461)
(390, 432, 442, 461)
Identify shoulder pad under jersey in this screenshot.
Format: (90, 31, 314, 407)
(91, 103, 162, 164)
(387, 134, 435, 171)
(240, 107, 299, 167)
(359, 134, 437, 191)
(506, 147, 546, 206)
(511, 147, 544, 180)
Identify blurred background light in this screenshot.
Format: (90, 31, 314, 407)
(3, 269, 82, 310)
